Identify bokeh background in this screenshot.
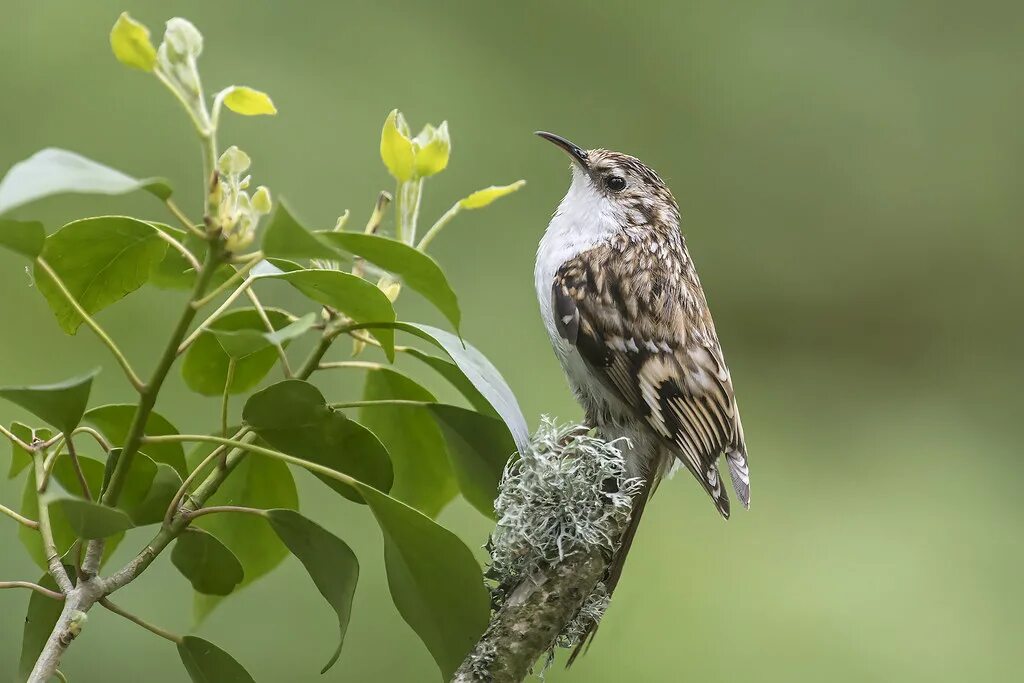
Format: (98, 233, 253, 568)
(1, 1, 1021, 681)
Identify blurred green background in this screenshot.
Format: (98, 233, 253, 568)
(1, 1, 1021, 681)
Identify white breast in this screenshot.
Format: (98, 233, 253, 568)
(534, 166, 620, 350)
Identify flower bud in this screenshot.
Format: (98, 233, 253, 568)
(163, 18, 203, 61)
(413, 121, 451, 177)
(377, 276, 401, 302)
(380, 109, 415, 181)
(218, 146, 251, 176)
(251, 186, 272, 214)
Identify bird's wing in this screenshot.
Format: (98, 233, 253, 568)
(553, 249, 748, 516)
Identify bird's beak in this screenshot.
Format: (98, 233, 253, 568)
(535, 131, 589, 169)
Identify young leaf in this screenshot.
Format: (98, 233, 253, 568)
(210, 313, 316, 360)
(260, 201, 337, 261)
(243, 380, 393, 503)
(49, 497, 134, 539)
(19, 572, 66, 682)
(319, 232, 461, 331)
(18, 455, 123, 569)
(427, 405, 515, 518)
(380, 109, 415, 181)
(85, 404, 188, 476)
(0, 148, 170, 215)
(191, 446, 297, 621)
(260, 270, 397, 360)
(221, 86, 277, 116)
(7, 422, 39, 478)
(178, 636, 256, 683)
(172, 528, 246, 596)
(0, 368, 98, 435)
(34, 217, 168, 334)
(110, 12, 157, 71)
(356, 483, 490, 679)
(182, 308, 295, 396)
(361, 369, 455, 518)
(0, 219, 45, 258)
(459, 180, 526, 209)
(266, 509, 358, 673)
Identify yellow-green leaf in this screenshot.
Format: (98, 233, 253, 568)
(221, 86, 277, 116)
(110, 12, 157, 72)
(459, 180, 526, 209)
(380, 109, 415, 181)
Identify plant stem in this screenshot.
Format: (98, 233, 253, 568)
(0, 423, 33, 452)
(35, 258, 145, 392)
(178, 278, 253, 354)
(64, 438, 93, 501)
(142, 434, 359, 488)
(192, 251, 262, 309)
(0, 581, 64, 600)
(393, 179, 405, 242)
(99, 598, 183, 644)
(416, 201, 461, 251)
(72, 426, 111, 452)
(245, 287, 292, 376)
(32, 453, 73, 593)
(0, 503, 38, 529)
(154, 228, 202, 273)
(162, 427, 250, 526)
(164, 199, 205, 238)
(317, 360, 389, 372)
(330, 399, 426, 410)
(185, 505, 266, 521)
(99, 245, 223, 508)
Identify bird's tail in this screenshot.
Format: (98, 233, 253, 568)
(567, 472, 656, 666)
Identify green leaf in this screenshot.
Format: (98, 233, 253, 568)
(18, 455, 123, 569)
(210, 313, 316, 360)
(110, 12, 157, 71)
(7, 422, 43, 479)
(356, 483, 490, 679)
(402, 348, 498, 417)
(34, 216, 168, 334)
(243, 380, 393, 503)
(319, 232, 461, 331)
(364, 323, 528, 453)
(266, 510, 358, 673)
(172, 528, 246, 596)
(19, 572, 66, 682)
(100, 448, 157, 519)
(0, 148, 170, 215)
(128, 461, 183, 526)
(49, 497, 134, 539)
(178, 636, 255, 683)
(85, 404, 188, 476)
(260, 201, 337, 261)
(0, 219, 45, 258)
(260, 269, 397, 360)
(221, 86, 277, 116)
(427, 405, 515, 518)
(361, 369, 455, 517)
(182, 308, 296, 396)
(191, 446, 297, 621)
(0, 368, 98, 435)
(459, 180, 526, 209)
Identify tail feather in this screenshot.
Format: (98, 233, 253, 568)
(726, 448, 750, 509)
(567, 473, 656, 666)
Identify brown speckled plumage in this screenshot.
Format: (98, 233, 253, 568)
(535, 138, 751, 659)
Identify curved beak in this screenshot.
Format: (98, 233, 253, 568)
(535, 131, 589, 169)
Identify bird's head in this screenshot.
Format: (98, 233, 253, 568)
(535, 131, 679, 228)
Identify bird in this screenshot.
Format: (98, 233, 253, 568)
(533, 131, 750, 657)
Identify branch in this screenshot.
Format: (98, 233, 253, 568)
(452, 550, 608, 682)
(99, 598, 183, 644)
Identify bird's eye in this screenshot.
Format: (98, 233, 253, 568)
(605, 175, 626, 192)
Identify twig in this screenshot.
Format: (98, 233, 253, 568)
(154, 227, 202, 273)
(64, 438, 93, 501)
(34, 258, 146, 392)
(185, 505, 266, 521)
(0, 580, 65, 600)
(161, 427, 251, 526)
(220, 360, 235, 439)
(72, 426, 111, 452)
(191, 251, 262, 310)
(245, 287, 293, 377)
(164, 198, 205, 239)
(177, 277, 253, 354)
(0, 503, 38, 529)
(330, 399, 426, 410)
(317, 360, 389, 372)
(99, 598, 183, 644)
(32, 453, 73, 594)
(0, 423, 34, 452)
